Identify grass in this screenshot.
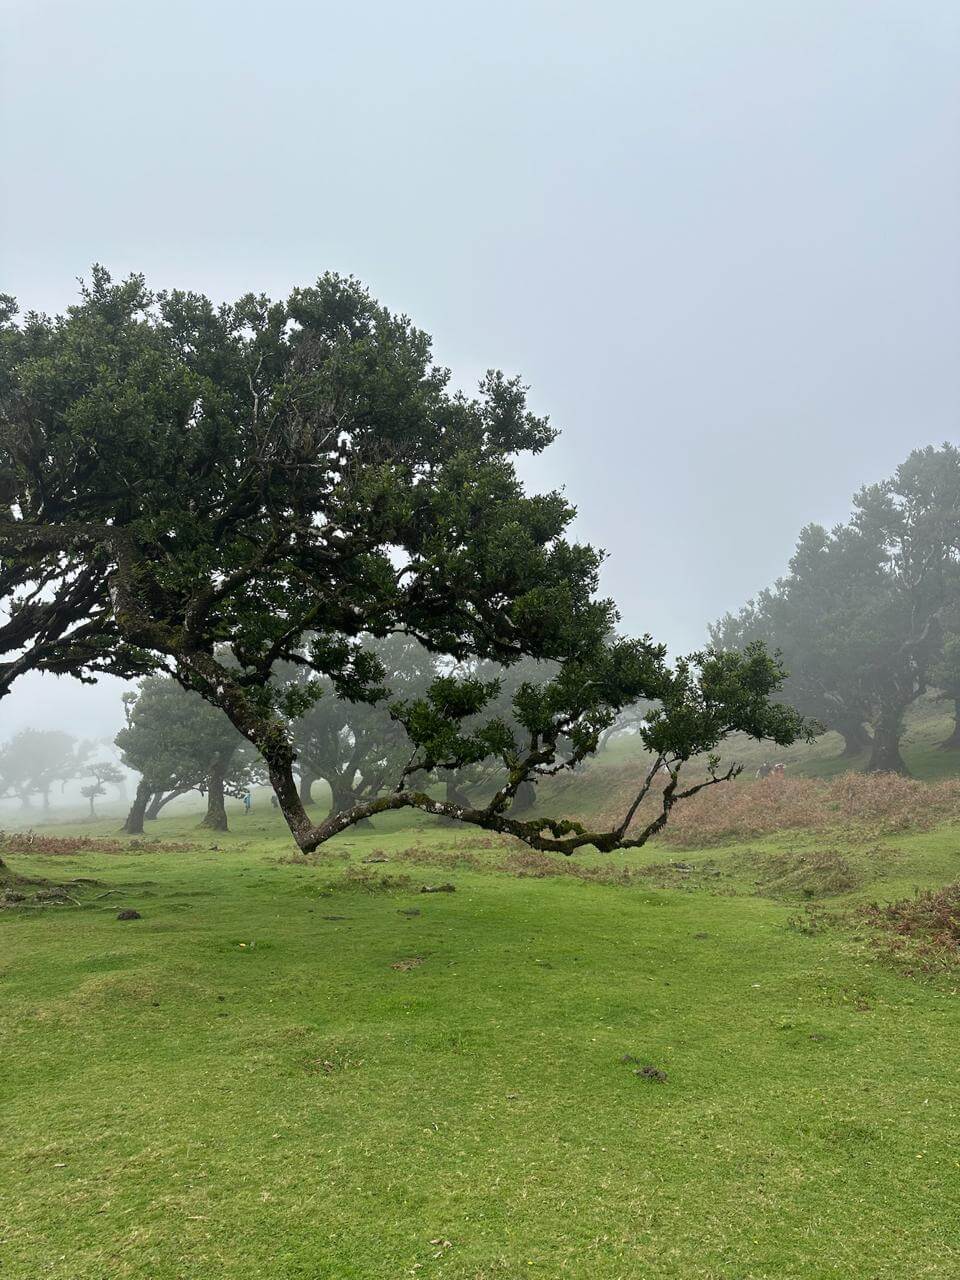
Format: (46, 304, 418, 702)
(2, 796, 960, 1279)
(594, 690, 960, 782)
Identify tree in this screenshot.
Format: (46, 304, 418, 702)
(80, 760, 124, 818)
(714, 445, 960, 774)
(0, 728, 92, 809)
(116, 676, 260, 833)
(283, 634, 437, 814)
(851, 446, 960, 771)
(712, 525, 878, 761)
(0, 270, 809, 855)
(0, 730, 67, 809)
(432, 654, 558, 814)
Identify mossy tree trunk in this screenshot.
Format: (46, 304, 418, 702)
(837, 718, 872, 759)
(200, 754, 229, 831)
(867, 704, 910, 775)
(299, 769, 317, 807)
(122, 777, 152, 835)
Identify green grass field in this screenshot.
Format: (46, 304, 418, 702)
(3, 786, 960, 1279)
(596, 691, 960, 783)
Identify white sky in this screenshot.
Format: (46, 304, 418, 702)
(2, 0, 959, 741)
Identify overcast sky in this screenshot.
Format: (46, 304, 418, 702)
(2, 0, 959, 742)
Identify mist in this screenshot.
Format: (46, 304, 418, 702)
(3, 0, 959, 744)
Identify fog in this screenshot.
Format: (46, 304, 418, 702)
(2, 0, 959, 744)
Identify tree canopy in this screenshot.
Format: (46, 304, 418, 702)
(0, 269, 809, 852)
(715, 445, 960, 774)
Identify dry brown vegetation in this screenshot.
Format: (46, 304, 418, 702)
(0, 831, 200, 856)
(583, 769, 960, 847)
(861, 884, 960, 974)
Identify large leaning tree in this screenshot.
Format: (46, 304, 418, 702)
(0, 269, 811, 854)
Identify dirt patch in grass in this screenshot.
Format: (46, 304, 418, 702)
(1, 855, 108, 909)
(303, 1048, 365, 1075)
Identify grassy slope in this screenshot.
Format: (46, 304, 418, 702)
(584, 691, 960, 787)
(2, 802, 960, 1279)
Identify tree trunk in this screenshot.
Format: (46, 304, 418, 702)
(200, 755, 229, 831)
(436, 776, 472, 825)
(510, 779, 537, 815)
(299, 770, 316, 807)
(329, 778, 364, 818)
(146, 788, 188, 819)
(940, 698, 960, 750)
(836, 718, 872, 759)
(867, 705, 910, 775)
(122, 778, 152, 835)
(445, 778, 471, 808)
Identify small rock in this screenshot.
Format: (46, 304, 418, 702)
(420, 883, 456, 894)
(362, 854, 389, 864)
(116, 909, 141, 921)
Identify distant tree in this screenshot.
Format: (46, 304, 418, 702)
(432, 654, 559, 815)
(280, 634, 437, 814)
(715, 445, 960, 774)
(0, 270, 808, 855)
(0, 728, 92, 809)
(596, 699, 655, 754)
(712, 525, 877, 761)
(80, 760, 125, 818)
(116, 676, 260, 834)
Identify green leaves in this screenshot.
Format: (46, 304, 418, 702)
(2, 267, 813, 853)
(391, 674, 512, 773)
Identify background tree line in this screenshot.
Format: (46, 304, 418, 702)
(0, 729, 122, 816)
(113, 637, 558, 834)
